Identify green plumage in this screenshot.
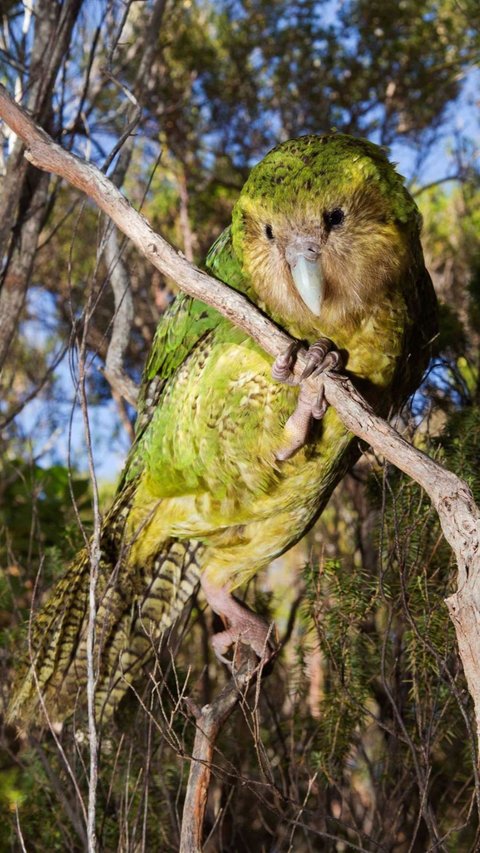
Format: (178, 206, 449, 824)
(8, 133, 437, 724)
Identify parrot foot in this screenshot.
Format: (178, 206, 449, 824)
(271, 341, 302, 385)
(273, 337, 344, 461)
(201, 576, 276, 666)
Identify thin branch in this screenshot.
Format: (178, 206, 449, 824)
(76, 298, 102, 853)
(178, 166, 194, 262)
(97, 0, 168, 405)
(412, 174, 465, 196)
(30, 735, 88, 848)
(0, 169, 51, 371)
(99, 69, 141, 175)
(14, 804, 28, 853)
(0, 342, 68, 429)
(0, 84, 476, 535)
(0, 0, 83, 370)
(101, 223, 138, 406)
(180, 651, 261, 853)
(0, 83, 291, 360)
(110, 386, 135, 442)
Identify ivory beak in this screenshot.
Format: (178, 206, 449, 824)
(285, 241, 323, 316)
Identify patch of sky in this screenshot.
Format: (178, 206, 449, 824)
(411, 357, 469, 420)
(11, 288, 131, 484)
(390, 67, 480, 189)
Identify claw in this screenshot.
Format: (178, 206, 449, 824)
(272, 341, 301, 384)
(201, 576, 277, 666)
(312, 349, 342, 376)
(312, 385, 328, 419)
(274, 336, 344, 459)
(300, 338, 343, 381)
(299, 339, 334, 380)
(211, 625, 276, 669)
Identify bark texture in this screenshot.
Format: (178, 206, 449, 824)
(0, 0, 83, 371)
(180, 656, 260, 853)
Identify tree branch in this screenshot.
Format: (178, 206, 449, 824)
(0, 83, 293, 363)
(97, 0, 168, 407)
(412, 174, 464, 197)
(1, 83, 480, 752)
(101, 224, 138, 407)
(0, 0, 83, 371)
(180, 651, 261, 853)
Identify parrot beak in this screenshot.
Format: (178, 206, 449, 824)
(285, 240, 323, 316)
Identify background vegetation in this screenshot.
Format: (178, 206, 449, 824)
(1, 0, 480, 849)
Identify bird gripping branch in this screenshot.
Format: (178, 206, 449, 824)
(9, 133, 437, 724)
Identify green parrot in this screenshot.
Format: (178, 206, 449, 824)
(8, 133, 437, 724)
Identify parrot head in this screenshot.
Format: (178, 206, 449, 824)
(231, 133, 422, 337)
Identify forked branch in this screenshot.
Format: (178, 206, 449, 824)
(180, 652, 260, 852)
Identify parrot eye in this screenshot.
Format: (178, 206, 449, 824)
(324, 208, 345, 229)
(265, 224, 274, 240)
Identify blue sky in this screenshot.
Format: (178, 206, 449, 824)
(13, 289, 131, 483)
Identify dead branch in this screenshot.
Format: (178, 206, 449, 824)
(102, 224, 138, 407)
(98, 0, 168, 407)
(0, 170, 50, 370)
(1, 83, 480, 751)
(0, 83, 293, 363)
(0, 0, 83, 372)
(180, 652, 261, 853)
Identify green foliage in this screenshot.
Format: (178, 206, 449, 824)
(290, 406, 480, 846)
(441, 405, 480, 503)
(0, 459, 90, 562)
(302, 560, 378, 780)
(0, 460, 91, 636)
(436, 301, 467, 354)
(0, 752, 72, 851)
(340, 0, 478, 138)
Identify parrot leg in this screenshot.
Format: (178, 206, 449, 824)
(272, 337, 344, 461)
(201, 575, 276, 665)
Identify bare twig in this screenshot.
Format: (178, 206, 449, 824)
(0, 342, 68, 430)
(97, 0, 168, 405)
(178, 166, 194, 262)
(0, 169, 50, 372)
(0, 82, 293, 362)
(30, 735, 88, 848)
(25, 561, 88, 830)
(101, 223, 138, 406)
(180, 651, 261, 853)
(76, 299, 102, 853)
(412, 174, 464, 196)
(14, 804, 28, 853)
(1, 82, 480, 751)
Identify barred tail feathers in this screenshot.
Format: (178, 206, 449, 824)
(91, 538, 203, 720)
(8, 537, 203, 725)
(6, 551, 91, 725)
